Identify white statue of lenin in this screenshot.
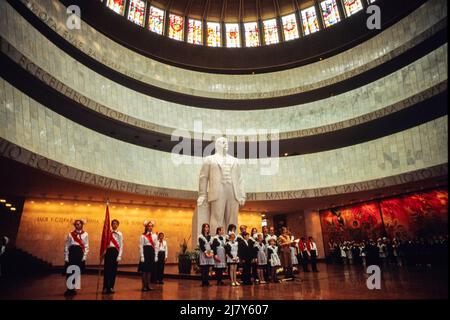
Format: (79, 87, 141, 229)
(197, 137, 246, 234)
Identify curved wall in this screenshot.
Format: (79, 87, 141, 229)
(0, 0, 448, 270)
(13, 0, 447, 101)
(0, 78, 447, 199)
(0, 0, 447, 141)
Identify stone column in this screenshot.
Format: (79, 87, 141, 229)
(304, 209, 325, 259)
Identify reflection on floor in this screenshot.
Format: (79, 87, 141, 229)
(0, 263, 447, 300)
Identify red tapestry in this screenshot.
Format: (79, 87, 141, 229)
(320, 189, 448, 254)
(381, 189, 448, 239)
(320, 201, 384, 245)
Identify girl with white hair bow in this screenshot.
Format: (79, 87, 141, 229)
(138, 220, 158, 291)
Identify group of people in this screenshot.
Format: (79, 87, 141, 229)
(327, 234, 449, 268)
(63, 219, 169, 295)
(197, 223, 320, 287)
(23, 215, 450, 297)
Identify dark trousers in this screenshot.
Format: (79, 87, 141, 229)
(103, 247, 119, 290)
(310, 250, 318, 272)
(215, 268, 225, 284)
(301, 252, 310, 272)
(263, 264, 270, 281)
(155, 251, 166, 282)
(200, 265, 211, 285)
(65, 246, 84, 292)
(241, 261, 252, 284)
(251, 262, 258, 280)
(270, 266, 278, 282)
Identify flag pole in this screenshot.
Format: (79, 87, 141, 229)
(96, 198, 109, 299)
(96, 256, 102, 299)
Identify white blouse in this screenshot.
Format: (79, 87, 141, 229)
(309, 241, 318, 254)
(139, 232, 159, 261)
(109, 230, 124, 260)
(157, 239, 168, 257)
(64, 230, 89, 261)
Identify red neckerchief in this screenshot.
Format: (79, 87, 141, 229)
(70, 230, 85, 252)
(110, 231, 120, 251)
(158, 240, 164, 249)
(307, 241, 312, 251)
(144, 232, 155, 248)
(299, 240, 305, 251)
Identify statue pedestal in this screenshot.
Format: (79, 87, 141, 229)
(191, 204, 210, 249)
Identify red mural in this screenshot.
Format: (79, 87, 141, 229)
(381, 189, 448, 239)
(320, 201, 384, 245)
(320, 189, 448, 249)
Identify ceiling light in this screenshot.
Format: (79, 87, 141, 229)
(0, 199, 6, 203)
(10, 207, 16, 211)
(5, 203, 12, 207)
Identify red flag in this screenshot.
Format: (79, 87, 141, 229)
(99, 205, 111, 259)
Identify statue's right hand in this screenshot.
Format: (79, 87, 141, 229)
(197, 195, 207, 207)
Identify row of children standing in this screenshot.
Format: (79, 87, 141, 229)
(198, 223, 319, 287)
(63, 219, 169, 295)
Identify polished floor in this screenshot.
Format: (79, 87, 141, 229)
(0, 263, 447, 300)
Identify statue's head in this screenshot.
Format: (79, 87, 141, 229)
(215, 137, 228, 155)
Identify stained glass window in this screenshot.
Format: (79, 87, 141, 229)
(148, 6, 165, 35)
(127, 0, 146, 27)
(168, 14, 184, 41)
(187, 19, 203, 45)
(106, 0, 125, 15)
(207, 22, 221, 47)
(225, 23, 240, 48)
(244, 22, 260, 47)
(320, 0, 341, 27)
(301, 6, 320, 35)
(263, 19, 279, 45)
(281, 13, 299, 41)
(343, 0, 364, 17)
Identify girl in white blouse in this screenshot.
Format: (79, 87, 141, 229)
(138, 220, 158, 291)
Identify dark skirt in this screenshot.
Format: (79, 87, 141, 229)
(64, 245, 85, 275)
(138, 245, 155, 272)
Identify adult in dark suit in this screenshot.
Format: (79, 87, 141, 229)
(238, 232, 254, 285)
